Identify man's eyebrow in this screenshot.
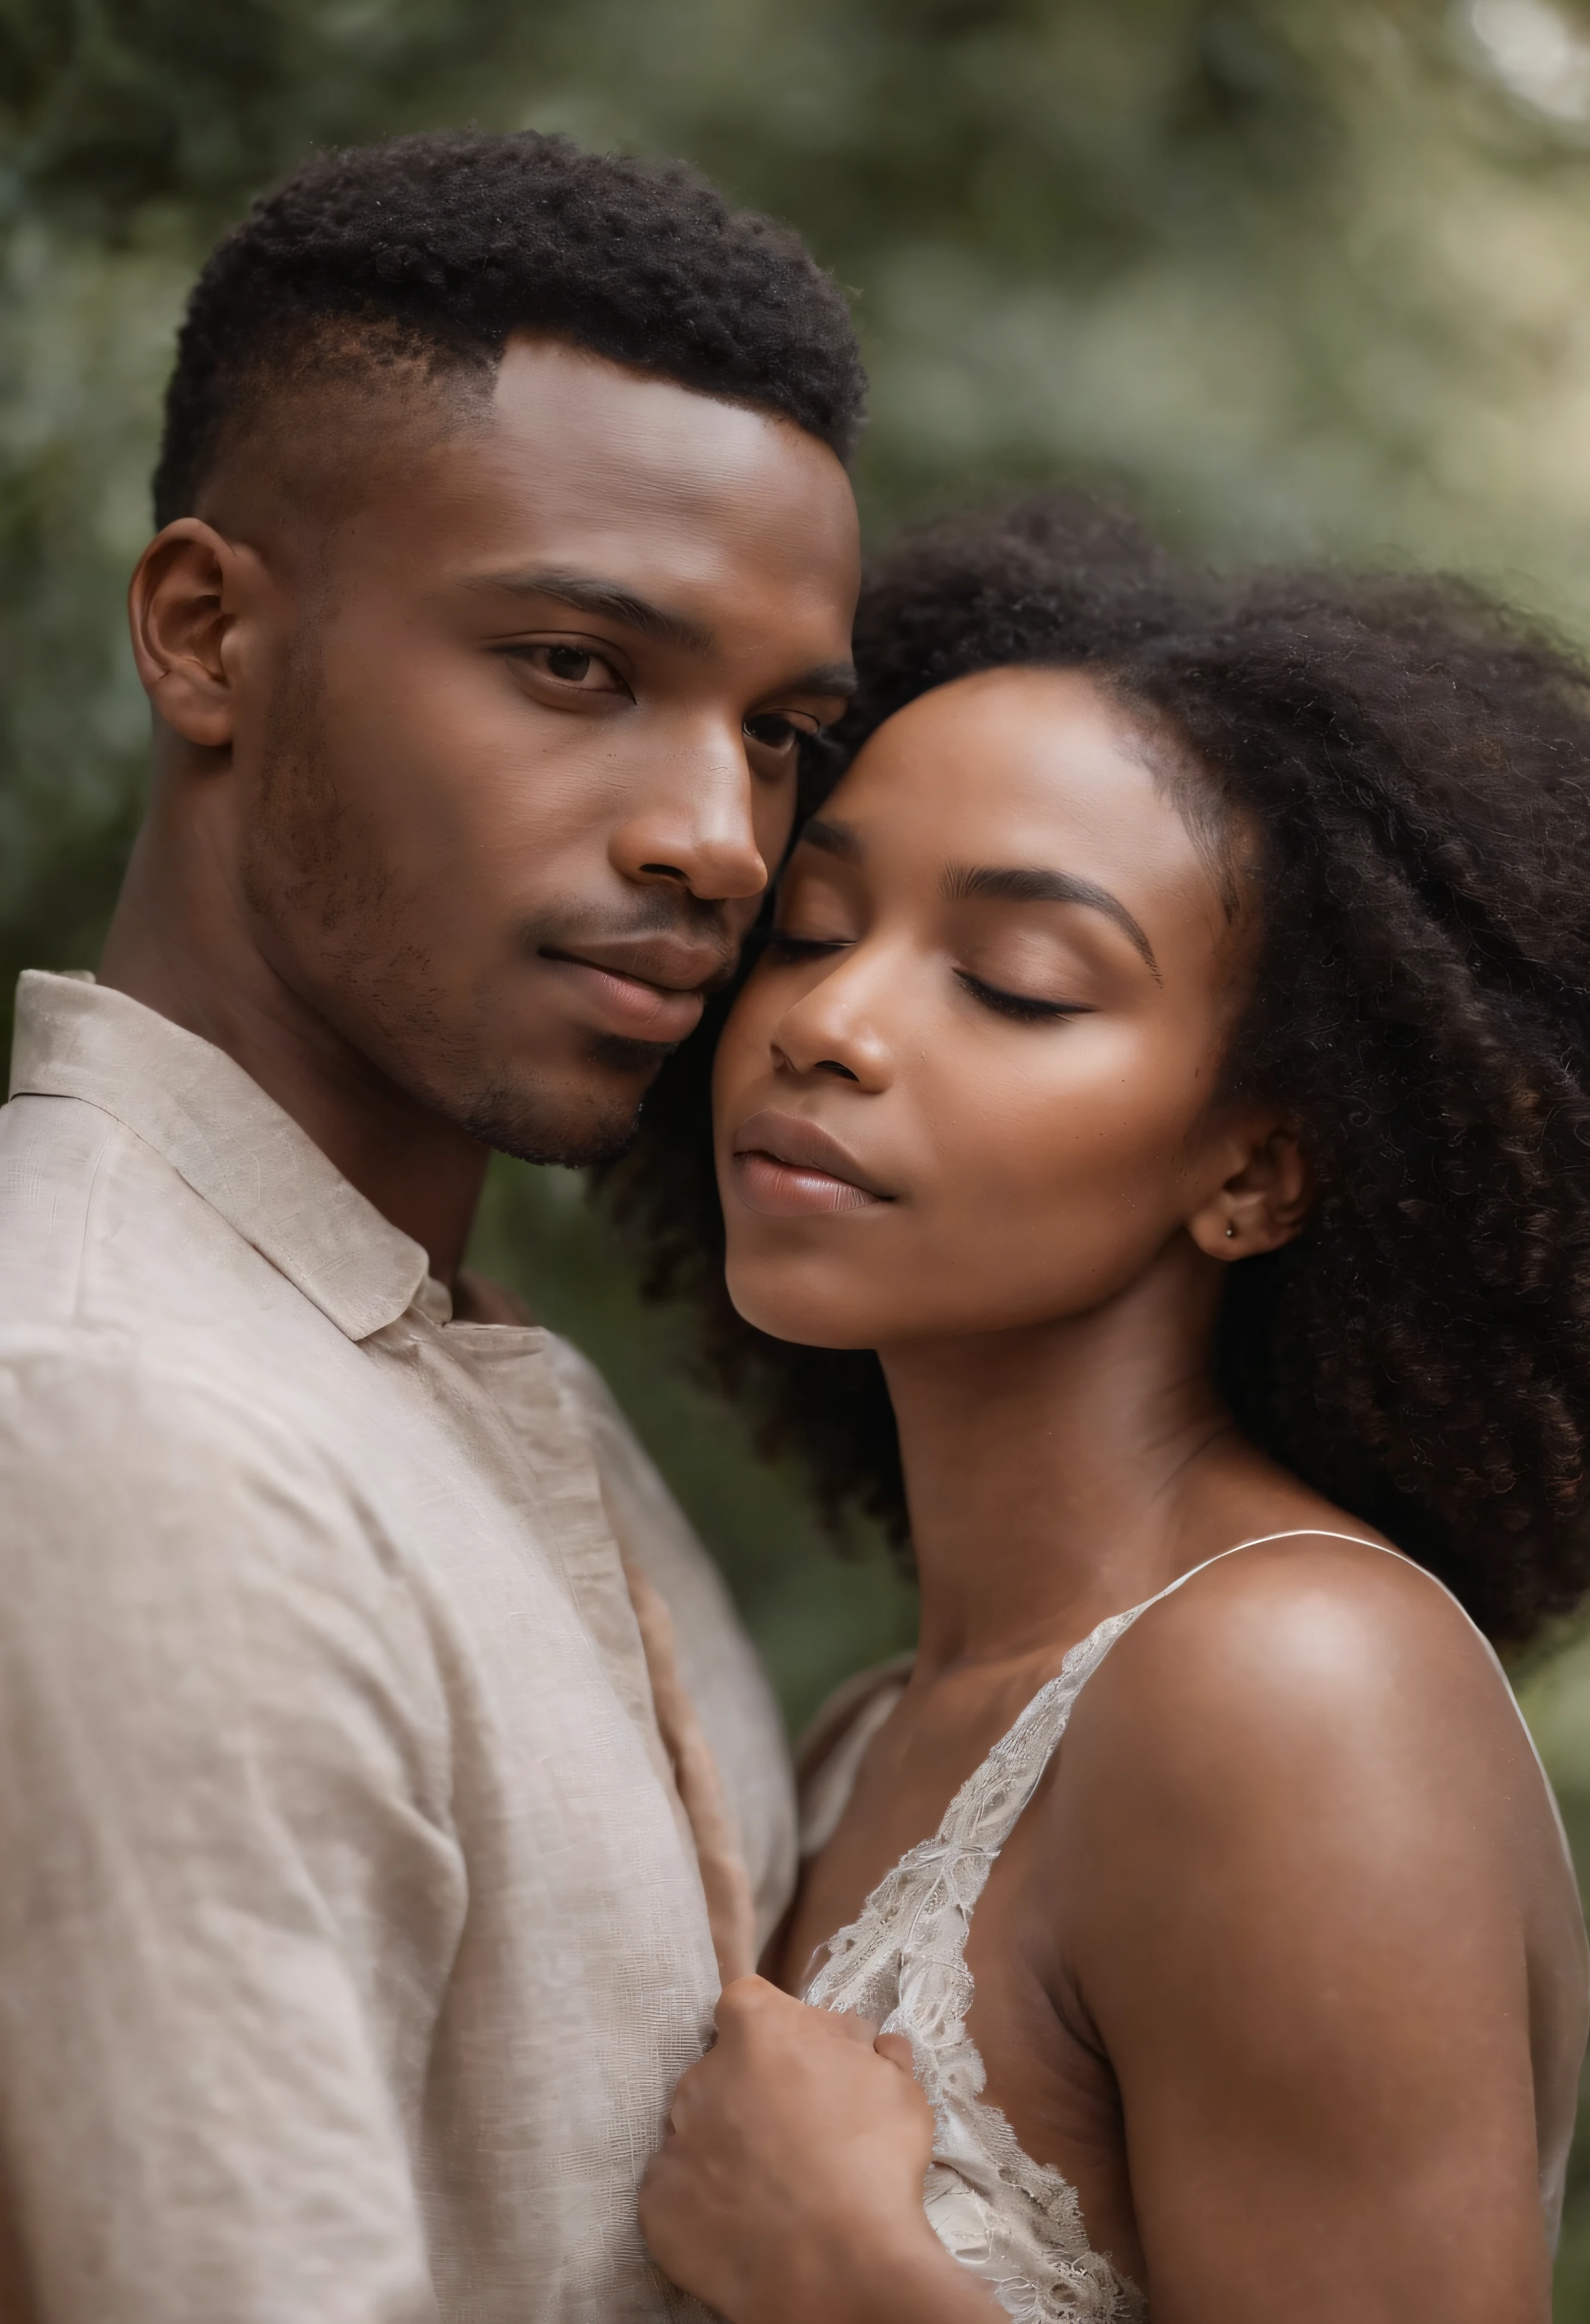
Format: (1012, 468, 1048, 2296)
(943, 864, 1161, 982)
(465, 572, 855, 699)
(798, 816, 865, 862)
(465, 566, 716, 656)
(784, 663, 858, 701)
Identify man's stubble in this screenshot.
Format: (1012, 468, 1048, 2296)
(241, 624, 656, 1169)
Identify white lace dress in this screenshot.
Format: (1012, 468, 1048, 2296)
(800, 1592, 1155, 2324)
(796, 1530, 1578, 2324)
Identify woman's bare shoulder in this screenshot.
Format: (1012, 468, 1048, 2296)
(1054, 1530, 1576, 1939)
(1087, 1529, 1517, 1755)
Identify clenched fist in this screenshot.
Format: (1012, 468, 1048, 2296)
(639, 1977, 1002, 2324)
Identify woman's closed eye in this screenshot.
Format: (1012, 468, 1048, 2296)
(956, 969, 1092, 1024)
(753, 933, 1091, 1024)
(749, 929, 852, 963)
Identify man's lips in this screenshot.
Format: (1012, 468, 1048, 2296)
(539, 938, 732, 1043)
(730, 1110, 894, 1217)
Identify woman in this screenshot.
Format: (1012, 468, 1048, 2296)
(627, 499, 1590, 2322)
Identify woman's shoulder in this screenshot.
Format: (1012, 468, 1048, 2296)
(1058, 1529, 1570, 1896)
(1081, 1528, 1517, 1764)
(1120, 1525, 1496, 1690)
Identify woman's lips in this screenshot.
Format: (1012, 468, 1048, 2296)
(732, 1150, 883, 1217)
(729, 1111, 893, 1217)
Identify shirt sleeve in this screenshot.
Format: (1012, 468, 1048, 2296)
(0, 1343, 464, 2324)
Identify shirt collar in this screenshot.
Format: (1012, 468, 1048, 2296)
(9, 970, 431, 1340)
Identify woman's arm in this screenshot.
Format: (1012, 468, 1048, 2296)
(1049, 1540, 1572, 2324)
(639, 1981, 1004, 2324)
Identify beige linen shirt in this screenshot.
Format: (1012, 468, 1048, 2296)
(0, 969, 795, 2324)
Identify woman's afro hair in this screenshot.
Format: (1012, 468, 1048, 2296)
(152, 127, 865, 524)
(606, 492, 1590, 1645)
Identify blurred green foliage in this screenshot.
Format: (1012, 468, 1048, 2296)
(6, 0, 1590, 2301)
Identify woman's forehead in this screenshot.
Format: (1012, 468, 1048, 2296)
(833, 666, 1226, 917)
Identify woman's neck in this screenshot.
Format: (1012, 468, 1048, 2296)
(881, 1238, 1273, 1675)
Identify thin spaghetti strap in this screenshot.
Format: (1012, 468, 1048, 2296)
(1129, 1525, 1571, 1864)
(1140, 1524, 1508, 1666)
(1140, 1525, 1391, 1616)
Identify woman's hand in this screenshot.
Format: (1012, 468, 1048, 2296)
(639, 1977, 1002, 2324)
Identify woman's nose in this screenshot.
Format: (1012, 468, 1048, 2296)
(769, 953, 895, 1092)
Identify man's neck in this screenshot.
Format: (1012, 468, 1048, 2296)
(99, 805, 490, 1290)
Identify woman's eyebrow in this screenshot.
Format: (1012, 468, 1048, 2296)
(799, 816, 865, 862)
(943, 863, 1161, 982)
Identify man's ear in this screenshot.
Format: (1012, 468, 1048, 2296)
(1188, 1119, 1315, 1262)
(127, 520, 266, 753)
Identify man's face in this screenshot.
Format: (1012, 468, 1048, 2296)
(221, 340, 860, 1162)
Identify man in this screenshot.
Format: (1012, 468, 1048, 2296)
(0, 129, 861, 2320)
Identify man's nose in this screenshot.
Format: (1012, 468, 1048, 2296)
(610, 719, 775, 904)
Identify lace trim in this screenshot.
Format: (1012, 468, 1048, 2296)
(805, 1611, 1146, 2323)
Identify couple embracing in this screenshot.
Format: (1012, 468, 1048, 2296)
(0, 127, 1583, 2324)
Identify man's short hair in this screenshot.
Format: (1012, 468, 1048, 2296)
(152, 128, 867, 525)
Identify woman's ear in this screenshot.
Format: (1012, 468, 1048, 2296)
(127, 519, 263, 754)
(1188, 1120, 1314, 1261)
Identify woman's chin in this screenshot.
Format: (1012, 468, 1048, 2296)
(724, 1263, 883, 1352)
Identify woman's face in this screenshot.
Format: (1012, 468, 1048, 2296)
(713, 665, 1275, 1352)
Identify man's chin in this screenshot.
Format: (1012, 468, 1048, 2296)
(457, 1066, 655, 1171)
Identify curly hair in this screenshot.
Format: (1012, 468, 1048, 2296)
(604, 493, 1590, 1645)
(152, 128, 865, 524)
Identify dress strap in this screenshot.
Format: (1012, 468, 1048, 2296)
(941, 1525, 1564, 1868)
(809, 1527, 1565, 1924)
(1143, 1528, 1556, 1781)
(1125, 1526, 1389, 1617)
(928, 1531, 1414, 1861)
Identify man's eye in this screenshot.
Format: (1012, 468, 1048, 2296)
(538, 645, 624, 688)
(508, 643, 627, 693)
(744, 713, 816, 751)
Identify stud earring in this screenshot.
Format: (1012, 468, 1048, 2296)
(1225, 1221, 1238, 1239)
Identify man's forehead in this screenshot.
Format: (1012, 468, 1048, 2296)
(418, 345, 860, 628)
(211, 331, 858, 659)
(210, 326, 855, 554)
(484, 336, 848, 506)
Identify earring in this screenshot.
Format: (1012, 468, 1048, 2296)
(1225, 1221, 1238, 1239)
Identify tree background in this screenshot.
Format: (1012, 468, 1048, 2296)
(5, 0, 1590, 2302)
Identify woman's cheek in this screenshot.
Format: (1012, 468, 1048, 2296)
(711, 1007, 760, 1104)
